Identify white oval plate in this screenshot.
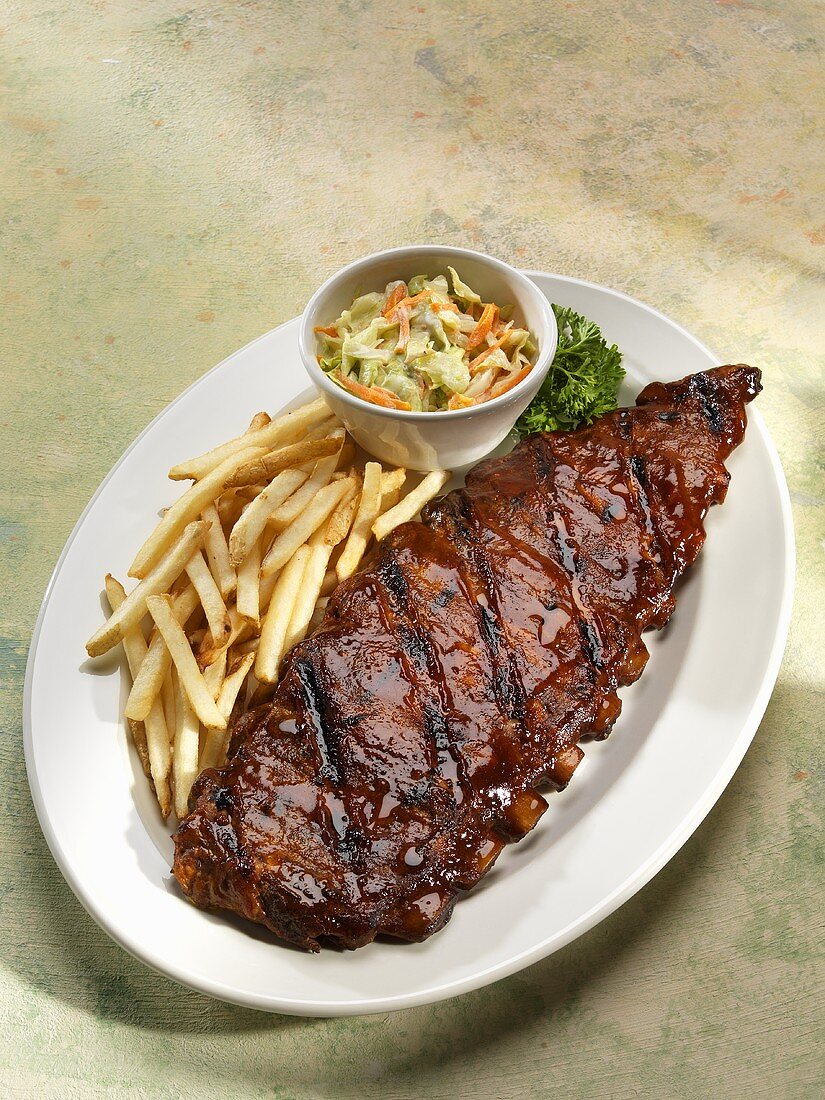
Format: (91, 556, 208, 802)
(24, 274, 794, 1016)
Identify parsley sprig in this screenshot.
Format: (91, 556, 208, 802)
(514, 304, 625, 436)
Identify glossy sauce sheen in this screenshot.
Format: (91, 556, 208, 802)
(173, 365, 762, 950)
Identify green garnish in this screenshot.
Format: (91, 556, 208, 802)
(514, 304, 625, 437)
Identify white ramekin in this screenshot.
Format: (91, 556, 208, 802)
(298, 245, 557, 471)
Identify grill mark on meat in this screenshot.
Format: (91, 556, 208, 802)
(214, 822, 238, 853)
(432, 585, 458, 608)
(452, 500, 605, 726)
(173, 365, 763, 952)
(377, 554, 410, 603)
(549, 508, 606, 675)
(423, 701, 450, 753)
(630, 453, 648, 487)
(293, 658, 340, 785)
(377, 549, 468, 802)
(628, 453, 663, 566)
(424, 494, 526, 727)
(578, 618, 604, 669)
(529, 437, 554, 482)
(212, 786, 233, 812)
(692, 372, 725, 434)
(397, 623, 429, 675)
(472, 517, 533, 719)
(455, 493, 527, 724)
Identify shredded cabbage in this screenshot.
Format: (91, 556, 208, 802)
(447, 267, 482, 305)
(315, 269, 536, 412)
(418, 346, 470, 395)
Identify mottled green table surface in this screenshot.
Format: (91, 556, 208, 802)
(2, 2, 822, 1097)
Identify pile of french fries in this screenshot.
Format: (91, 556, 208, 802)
(86, 396, 449, 819)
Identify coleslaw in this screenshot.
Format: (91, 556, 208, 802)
(315, 267, 537, 413)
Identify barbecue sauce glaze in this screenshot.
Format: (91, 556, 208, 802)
(174, 365, 761, 949)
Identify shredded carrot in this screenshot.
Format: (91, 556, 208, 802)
(394, 308, 410, 354)
(382, 283, 408, 318)
(337, 373, 411, 410)
(387, 290, 431, 318)
(487, 362, 533, 400)
(466, 303, 499, 351)
(373, 385, 412, 410)
(468, 331, 510, 373)
(447, 392, 476, 410)
(433, 300, 459, 313)
(314, 325, 339, 337)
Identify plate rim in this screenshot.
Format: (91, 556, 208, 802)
(23, 272, 796, 1015)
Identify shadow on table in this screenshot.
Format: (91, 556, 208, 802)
(5, 678, 798, 1094)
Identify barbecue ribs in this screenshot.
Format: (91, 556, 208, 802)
(173, 364, 761, 950)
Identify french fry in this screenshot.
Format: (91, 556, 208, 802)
(86, 521, 208, 657)
(283, 527, 336, 653)
(200, 651, 254, 771)
(381, 467, 407, 497)
(261, 478, 353, 578)
(168, 397, 330, 481)
(129, 448, 265, 579)
(195, 603, 252, 670)
(172, 668, 201, 820)
(323, 478, 360, 546)
(268, 452, 340, 533)
(146, 595, 227, 730)
(202, 646, 227, 700)
(104, 576, 156, 785)
(372, 469, 450, 542)
(202, 503, 236, 598)
(185, 549, 231, 644)
(142, 696, 172, 816)
(199, 727, 225, 773)
(301, 417, 338, 448)
(379, 487, 401, 512)
(235, 483, 266, 502)
(225, 431, 344, 490)
(228, 468, 308, 567)
(138, 702, 171, 814)
(125, 717, 152, 782)
(308, 595, 330, 634)
(232, 635, 260, 657)
(105, 576, 172, 818)
(217, 653, 255, 720)
(255, 545, 310, 682)
(336, 461, 382, 581)
(216, 490, 245, 531)
(247, 679, 276, 709)
(247, 411, 271, 433)
(336, 439, 357, 470)
(235, 534, 262, 625)
(259, 570, 279, 615)
(95, 388, 459, 820)
(161, 667, 176, 735)
(376, 468, 407, 515)
(124, 584, 200, 722)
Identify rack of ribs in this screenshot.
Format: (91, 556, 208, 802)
(173, 363, 762, 950)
